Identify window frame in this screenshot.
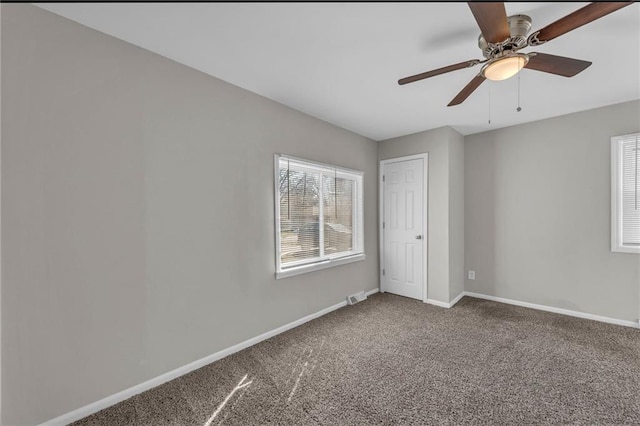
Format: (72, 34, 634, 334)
(274, 154, 365, 279)
(611, 133, 640, 254)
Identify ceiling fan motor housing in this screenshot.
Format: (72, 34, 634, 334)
(398, 2, 632, 106)
(478, 14, 532, 58)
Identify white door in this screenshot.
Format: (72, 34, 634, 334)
(381, 157, 425, 300)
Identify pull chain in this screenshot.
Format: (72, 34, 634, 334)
(516, 72, 522, 112)
(488, 83, 491, 125)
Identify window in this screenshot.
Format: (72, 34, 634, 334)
(275, 154, 364, 278)
(612, 133, 640, 253)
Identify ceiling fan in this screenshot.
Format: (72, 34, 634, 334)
(398, 2, 634, 106)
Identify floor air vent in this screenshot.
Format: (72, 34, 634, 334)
(347, 291, 367, 306)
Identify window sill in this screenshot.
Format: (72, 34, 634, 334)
(612, 245, 640, 254)
(276, 253, 366, 279)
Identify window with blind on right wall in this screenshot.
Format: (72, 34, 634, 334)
(612, 132, 640, 254)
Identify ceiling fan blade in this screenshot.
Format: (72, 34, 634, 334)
(398, 60, 481, 85)
(525, 53, 592, 77)
(448, 74, 486, 106)
(468, 2, 510, 44)
(530, 2, 634, 44)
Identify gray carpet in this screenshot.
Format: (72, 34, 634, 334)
(72, 293, 640, 425)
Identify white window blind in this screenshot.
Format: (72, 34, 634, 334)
(275, 155, 364, 277)
(612, 133, 640, 253)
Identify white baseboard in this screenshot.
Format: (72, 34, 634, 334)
(426, 292, 464, 309)
(463, 291, 639, 329)
(365, 288, 380, 298)
(449, 292, 465, 307)
(43, 287, 633, 424)
(40, 288, 379, 426)
(426, 299, 449, 308)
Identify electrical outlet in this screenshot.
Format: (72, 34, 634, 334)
(468, 270, 475, 280)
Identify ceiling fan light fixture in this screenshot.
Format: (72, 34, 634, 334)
(482, 53, 529, 81)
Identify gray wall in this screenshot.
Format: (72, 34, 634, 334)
(378, 126, 464, 304)
(465, 100, 640, 322)
(1, 5, 378, 425)
(448, 131, 465, 301)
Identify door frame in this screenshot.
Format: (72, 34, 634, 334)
(379, 153, 429, 302)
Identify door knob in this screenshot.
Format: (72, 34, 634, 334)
(415, 235, 422, 240)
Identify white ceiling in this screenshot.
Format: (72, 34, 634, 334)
(35, 2, 640, 141)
